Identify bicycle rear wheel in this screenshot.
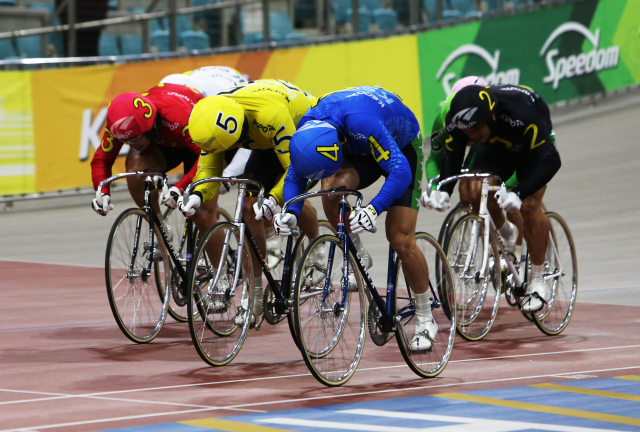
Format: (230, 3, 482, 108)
(106, 208, 170, 343)
(187, 222, 254, 366)
(533, 212, 578, 336)
(293, 234, 366, 386)
(445, 214, 501, 341)
(395, 232, 456, 378)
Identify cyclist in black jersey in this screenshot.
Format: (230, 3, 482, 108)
(427, 84, 561, 313)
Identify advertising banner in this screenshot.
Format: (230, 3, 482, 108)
(0, 0, 637, 195)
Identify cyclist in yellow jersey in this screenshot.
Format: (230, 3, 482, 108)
(179, 79, 320, 325)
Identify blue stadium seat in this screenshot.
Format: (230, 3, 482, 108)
(192, 0, 212, 20)
(180, 30, 209, 50)
(242, 32, 283, 44)
(151, 30, 170, 52)
(108, 0, 118, 11)
(450, 0, 474, 13)
(284, 32, 309, 41)
(98, 34, 120, 56)
(423, 0, 437, 21)
(345, 7, 371, 32)
(331, 0, 351, 24)
(442, 9, 463, 19)
(360, 0, 383, 10)
(27, 2, 52, 13)
(294, 0, 316, 22)
(177, 15, 192, 33)
(373, 8, 398, 30)
(120, 34, 143, 55)
(16, 35, 41, 57)
(27, 3, 64, 55)
(0, 40, 16, 60)
(0, 0, 17, 6)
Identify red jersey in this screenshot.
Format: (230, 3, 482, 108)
(91, 83, 204, 194)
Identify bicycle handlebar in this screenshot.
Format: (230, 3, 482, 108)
(435, 173, 505, 191)
(282, 187, 377, 234)
(183, 177, 265, 207)
(97, 171, 167, 196)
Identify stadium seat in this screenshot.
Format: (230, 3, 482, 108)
(192, 0, 212, 20)
(0, 0, 17, 6)
(151, 30, 170, 52)
(180, 30, 209, 50)
(450, 0, 475, 13)
(177, 15, 192, 33)
(16, 35, 41, 58)
(360, 0, 383, 10)
(284, 32, 309, 41)
(269, 12, 307, 40)
(442, 9, 463, 19)
(331, 0, 351, 24)
(345, 7, 371, 32)
(27, 3, 64, 56)
(0, 40, 16, 60)
(108, 0, 118, 11)
(120, 34, 143, 55)
(98, 33, 120, 56)
(294, 0, 316, 23)
(242, 32, 283, 44)
(373, 8, 398, 30)
(27, 2, 52, 13)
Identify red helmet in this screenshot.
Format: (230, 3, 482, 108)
(106, 92, 157, 141)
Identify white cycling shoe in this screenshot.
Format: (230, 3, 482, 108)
(208, 278, 231, 313)
(303, 247, 328, 286)
(409, 316, 439, 351)
(520, 279, 548, 313)
(233, 287, 263, 328)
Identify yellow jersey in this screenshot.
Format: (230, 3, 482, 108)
(194, 79, 317, 204)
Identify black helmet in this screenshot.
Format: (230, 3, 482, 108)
(447, 85, 497, 131)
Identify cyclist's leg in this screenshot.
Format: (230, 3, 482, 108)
(320, 159, 360, 230)
(125, 144, 167, 217)
(298, 201, 319, 239)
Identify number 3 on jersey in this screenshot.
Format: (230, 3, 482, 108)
(369, 135, 390, 163)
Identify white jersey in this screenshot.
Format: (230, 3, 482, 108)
(160, 66, 248, 97)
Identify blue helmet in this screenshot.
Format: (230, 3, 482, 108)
(290, 120, 343, 180)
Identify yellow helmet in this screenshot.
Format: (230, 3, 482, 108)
(188, 95, 244, 152)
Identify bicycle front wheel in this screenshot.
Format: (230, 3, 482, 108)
(187, 222, 254, 366)
(293, 234, 366, 386)
(533, 212, 578, 336)
(445, 214, 501, 341)
(106, 208, 170, 343)
(395, 232, 456, 378)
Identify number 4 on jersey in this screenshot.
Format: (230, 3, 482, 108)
(369, 135, 390, 162)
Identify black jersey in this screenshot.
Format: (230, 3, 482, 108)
(441, 85, 561, 199)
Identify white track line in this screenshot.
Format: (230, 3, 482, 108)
(2, 343, 639, 402)
(3, 364, 640, 432)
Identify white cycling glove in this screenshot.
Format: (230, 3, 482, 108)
(178, 194, 201, 217)
(91, 192, 112, 216)
(349, 204, 378, 234)
(253, 195, 278, 221)
(495, 191, 522, 213)
(274, 213, 297, 237)
(219, 181, 231, 195)
(424, 191, 450, 212)
(160, 186, 181, 209)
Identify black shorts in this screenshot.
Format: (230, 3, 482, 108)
(242, 149, 283, 193)
(159, 146, 198, 175)
(345, 134, 423, 210)
(471, 145, 549, 185)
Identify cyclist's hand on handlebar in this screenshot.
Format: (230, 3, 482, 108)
(422, 191, 450, 212)
(219, 181, 231, 195)
(495, 191, 522, 213)
(349, 204, 378, 234)
(178, 194, 201, 217)
(91, 192, 113, 216)
(253, 195, 278, 221)
(274, 212, 297, 237)
(161, 186, 181, 209)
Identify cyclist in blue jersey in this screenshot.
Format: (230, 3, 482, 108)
(275, 86, 435, 351)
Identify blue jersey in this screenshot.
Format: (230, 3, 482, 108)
(283, 86, 421, 216)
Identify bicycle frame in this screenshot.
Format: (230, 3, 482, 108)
(184, 177, 298, 315)
(436, 173, 565, 292)
(98, 171, 195, 287)
(282, 188, 442, 348)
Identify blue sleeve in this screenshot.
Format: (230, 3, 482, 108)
(283, 163, 308, 217)
(345, 113, 412, 214)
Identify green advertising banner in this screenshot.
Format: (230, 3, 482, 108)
(416, 0, 640, 127)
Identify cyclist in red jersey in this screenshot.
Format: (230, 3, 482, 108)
(90, 83, 217, 239)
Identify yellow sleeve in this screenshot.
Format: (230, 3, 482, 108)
(265, 108, 295, 206)
(193, 150, 224, 202)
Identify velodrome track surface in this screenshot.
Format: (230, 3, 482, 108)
(0, 92, 639, 431)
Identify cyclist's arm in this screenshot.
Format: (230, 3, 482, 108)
(345, 114, 412, 214)
(282, 163, 308, 218)
(439, 132, 467, 196)
(426, 116, 447, 189)
(222, 148, 251, 177)
(192, 150, 225, 202)
(91, 127, 124, 195)
(265, 107, 296, 206)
